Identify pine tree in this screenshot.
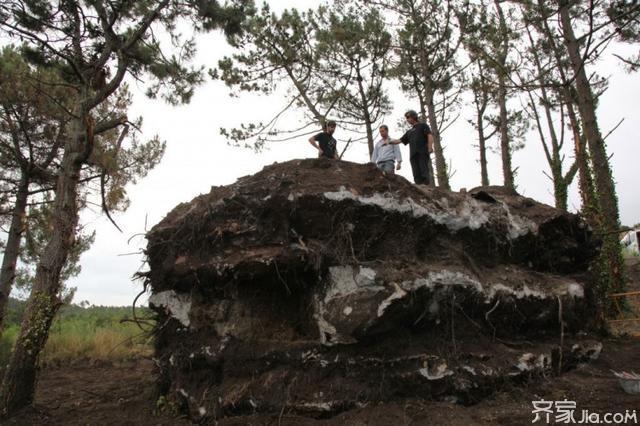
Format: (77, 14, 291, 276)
(215, 5, 349, 149)
(0, 0, 248, 415)
(458, 0, 526, 190)
(0, 46, 71, 331)
(380, 0, 464, 189)
(314, 5, 392, 156)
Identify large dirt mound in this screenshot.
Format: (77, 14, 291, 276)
(146, 159, 601, 421)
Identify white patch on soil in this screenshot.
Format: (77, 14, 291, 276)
(571, 342, 603, 360)
(149, 290, 192, 327)
(419, 362, 454, 380)
(323, 189, 491, 232)
(487, 284, 546, 299)
(313, 294, 356, 346)
(462, 366, 477, 376)
(487, 281, 584, 300)
(501, 202, 539, 239)
(516, 353, 549, 372)
(296, 402, 335, 412)
(566, 283, 585, 298)
(315, 265, 585, 345)
(401, 270, 582, 303)
(378, 283, 407, 317)
(404, 270, 485, 293)
(323, 189, 544, 240)
(323, 266, 383, 303)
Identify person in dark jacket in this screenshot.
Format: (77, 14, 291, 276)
(308, 120, 338, 159)
(386, 110, 434, 184)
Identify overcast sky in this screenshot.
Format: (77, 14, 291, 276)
(53, 0, 639, 306)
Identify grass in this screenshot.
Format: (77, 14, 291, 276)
(0, 300, 154, 366)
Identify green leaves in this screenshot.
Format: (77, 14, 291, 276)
(314, 5, 392, 153)
(214, 2, 394, 152)
(0, 46, 165, 305)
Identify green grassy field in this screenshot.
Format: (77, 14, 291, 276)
(0, 299, 153, 365)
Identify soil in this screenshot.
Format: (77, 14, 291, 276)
(145, 158, 605, 420)
(6, 336, 638, 425)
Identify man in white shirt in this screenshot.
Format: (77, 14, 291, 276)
(371, 125, 402, 174)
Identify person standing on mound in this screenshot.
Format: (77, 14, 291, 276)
(387, 110, 434, 185)
(308, 120, 338, 159)
(371, 124, 402, 174)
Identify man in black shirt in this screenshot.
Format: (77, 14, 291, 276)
(387, 110, 434, 185)
(308, 120, 338, 159)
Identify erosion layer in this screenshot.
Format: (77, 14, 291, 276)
(146, 159, 601, 421)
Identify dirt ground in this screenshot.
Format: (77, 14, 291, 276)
(4, 336, 638, 425)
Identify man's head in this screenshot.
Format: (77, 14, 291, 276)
(404, 110, 419, 125)
(325, 120, 337, 135)
(379, 124, 389, 139)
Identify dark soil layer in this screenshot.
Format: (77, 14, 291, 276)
(145, 159, 605, 421)
(5, 337, 639, 425)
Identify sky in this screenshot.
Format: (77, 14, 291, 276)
(39, 1, 640, 306)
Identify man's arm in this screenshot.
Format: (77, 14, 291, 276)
(308, 134, 323, 155)
(386, 131, 409, 146)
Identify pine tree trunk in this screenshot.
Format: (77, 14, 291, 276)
(356, 69, 375, 157)
(547, 120, 569, 212)
(476, 101, 490, 187)
(0, 112, 88, 416)
(497, 73, 514, 190)
(473, 61, 490, 187)
(494, 0, 514, 191)
(534, 0, 595, 219)
(0, 174, 29, 331)
(531, 88, 568, 211)
(413, 23, 449, 189)
(559, 2, 625, 303)
(425, 89, 450, 189)
(566, 103, 596, 224)
(552, 164, 568, 212)
(364, 119, 374, 158)
(417, 100, 436, 187)
(478, 127, 489, 187)
(536, 72, 568, 211)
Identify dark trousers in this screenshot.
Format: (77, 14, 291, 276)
(410, 153, 430, 185)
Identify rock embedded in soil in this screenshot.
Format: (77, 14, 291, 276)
(146, 159, 601, 421)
